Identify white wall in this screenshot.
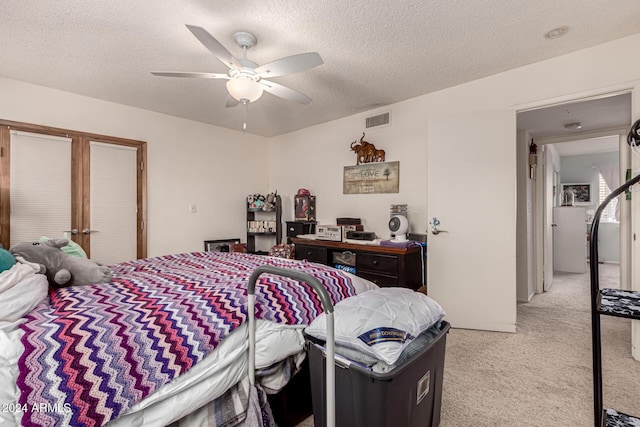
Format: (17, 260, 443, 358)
(268, 33, 640, 331)
(632, 80, 640, 360)
(3, 31, 640, 332)
(560, 151, 619, 213)
(560, 151, 620, 262)
(517, 129, 536, 302)
(267, 103, 428, 237)
(0, 77, 269, 257)
(270, 33, 640, 238)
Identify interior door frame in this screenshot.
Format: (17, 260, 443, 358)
(0, 119, 147, 259)
(543, 145, 555, 291)
(533, 126, 630, 290)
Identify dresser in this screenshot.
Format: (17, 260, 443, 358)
(290, 238, 424, 290)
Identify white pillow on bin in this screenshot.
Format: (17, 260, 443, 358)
(305, 287, 445, 365)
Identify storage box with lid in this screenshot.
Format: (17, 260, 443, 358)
(306, 321, 450, 427)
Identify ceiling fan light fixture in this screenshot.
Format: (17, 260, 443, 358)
(226, 78, 263, 103)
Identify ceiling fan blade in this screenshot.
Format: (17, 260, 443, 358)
(259, 80, 312, 104)
(185, 24, 242, 70)
(225, 95, 240, 108)
(255, 52, 323, 78)
(151, 71, 229, 79)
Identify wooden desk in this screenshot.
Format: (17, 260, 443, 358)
(291, 238, 424, 290)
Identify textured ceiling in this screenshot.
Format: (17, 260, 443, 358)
(518, 93, 632, 138)
(552, 136, 620, 157)
(1, 0, 640, 137)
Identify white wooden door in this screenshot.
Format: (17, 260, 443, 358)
(7, 131, 141, 264)
(553, 207, 587, 273)
(543, 146, 555, 290)
(427, 110, 516, 332)
(89, 141, 138, 265)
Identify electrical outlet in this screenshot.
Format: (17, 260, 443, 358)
(189, 204, 197, 213)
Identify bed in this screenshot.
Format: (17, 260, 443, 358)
(0, 251, 377, 427)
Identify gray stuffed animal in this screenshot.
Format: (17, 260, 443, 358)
(9, 239, 112, 288)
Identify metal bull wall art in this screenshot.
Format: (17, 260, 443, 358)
(349, 132, 385, 165)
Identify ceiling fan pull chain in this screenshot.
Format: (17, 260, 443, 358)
(243, 100, 248, 131)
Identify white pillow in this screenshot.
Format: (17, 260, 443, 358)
(305, 287, 445, 365)
(0, 264, 48, 322)
(0, 263, 37, 293)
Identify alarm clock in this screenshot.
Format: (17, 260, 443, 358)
(388, 215, 409, 241)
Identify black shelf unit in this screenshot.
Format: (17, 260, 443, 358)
(285, 220, 317, 243)
(590, 172, 640, 427)
(246, 194, 282, 254)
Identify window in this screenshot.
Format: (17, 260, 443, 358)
(598, 172, 618, 222)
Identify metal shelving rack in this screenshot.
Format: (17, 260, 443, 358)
(589, 124, 640, 426)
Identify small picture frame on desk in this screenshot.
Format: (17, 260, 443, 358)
(204, 238, 241, 252)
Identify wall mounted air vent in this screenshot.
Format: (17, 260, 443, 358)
(365, 111, 391, 129)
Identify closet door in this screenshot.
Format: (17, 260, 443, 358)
(89, 141, 138, 265)
(9, 130, 74, 245)
(0, 120, 147, 262)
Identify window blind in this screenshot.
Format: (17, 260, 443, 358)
(10, 131, 72, 246)
(598, 172, 617, 222)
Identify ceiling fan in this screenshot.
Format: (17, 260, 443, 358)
(152, 25, 323, 108)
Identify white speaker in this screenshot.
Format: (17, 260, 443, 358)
(388, 215, 409, 241)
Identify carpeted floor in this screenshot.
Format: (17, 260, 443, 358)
(439, 263, 640, 426)
(297, 263, 640, 426)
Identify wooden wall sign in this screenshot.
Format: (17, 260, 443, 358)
(343, 161, 399, 194)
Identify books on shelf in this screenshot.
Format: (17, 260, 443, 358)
(247, 220, 277, 233)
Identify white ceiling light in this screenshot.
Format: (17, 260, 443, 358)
(545, 26, 569, 39)
(564, 122, 583, 130)
(226, 77, 264, 102)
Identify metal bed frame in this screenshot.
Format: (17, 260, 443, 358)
(247, 265, 336, 427)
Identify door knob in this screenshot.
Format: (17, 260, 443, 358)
(64, 229, 79, 235)
(429, 217, 448, 235)
(551, 224, 558, 227)
(82, 229, 99, 234)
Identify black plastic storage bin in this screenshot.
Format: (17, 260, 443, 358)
(306, 320, 450, 427)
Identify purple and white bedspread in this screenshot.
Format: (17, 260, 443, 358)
(17, 252, 357, 427)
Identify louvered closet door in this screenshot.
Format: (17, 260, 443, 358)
(9, 131, 73, 245)
(89, 141, 138, 265)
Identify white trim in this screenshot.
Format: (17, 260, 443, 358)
(513, 85, 635, 112)
(536, 127, 628, 146)
(619, 133, 631, 291)
(526, 85, 633, 292)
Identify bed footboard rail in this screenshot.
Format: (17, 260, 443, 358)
(247, 265, 336, 427)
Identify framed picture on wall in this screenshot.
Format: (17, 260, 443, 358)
(561, 183, 591, 205)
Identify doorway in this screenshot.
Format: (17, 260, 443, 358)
(516, 92, 632, 301)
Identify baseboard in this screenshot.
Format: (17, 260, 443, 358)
(448, 320, 516, 333)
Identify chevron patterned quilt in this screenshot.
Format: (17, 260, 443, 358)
(16, 252, 357, 427)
